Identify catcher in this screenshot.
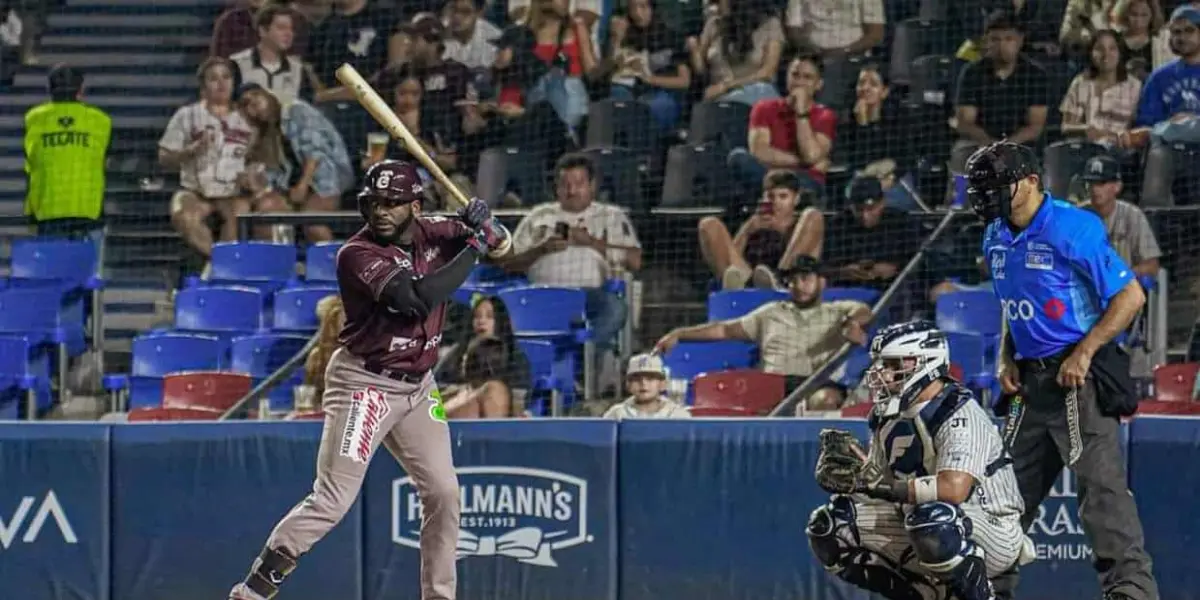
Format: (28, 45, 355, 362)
(807, 321, 1035, 600)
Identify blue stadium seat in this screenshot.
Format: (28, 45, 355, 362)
(209, 241, 298, 291)
(515, 338, 576, 416)
(498, 286, 589, 340)
(707, 289, 787, 321)
(229, 333, 310, 410)
(687, 101, 751, 148)
(936, 290, 1002, 336)
(174, 286, 266, 335)
(8, 237, 102, 290)
(452, 264, 528, 306)
(829, 344, 873, 390)
(585, 98, 659, 157)
(661, 341, 757, 384)
(0, 286, 87, 362)
(945, 331, 998, 402)
(104, 331, 226, 410)
(0, 335, 52, 419)
(273, 286, 339, 333)
(305, 241, 342, 284)
(823, 286, 882, 306)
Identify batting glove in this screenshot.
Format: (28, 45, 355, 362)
(458, 197, 492, 230)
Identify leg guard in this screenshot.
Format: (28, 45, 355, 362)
(243, 546, 298, 600)
(904, 501, 995, 600)
(807, 496, 939, 600)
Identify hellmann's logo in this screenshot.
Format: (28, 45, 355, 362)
(392, 466, 593, 567)
(0, 491, 78, 549)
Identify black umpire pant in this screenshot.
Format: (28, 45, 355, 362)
(1010, 355, 1159, 600)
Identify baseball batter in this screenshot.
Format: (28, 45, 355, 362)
(806, 321, 1035, 600)
(228, 160, 508, 600)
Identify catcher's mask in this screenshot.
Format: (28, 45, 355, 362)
(964, 141, 1040, 224)
(866, 321, 950, 419)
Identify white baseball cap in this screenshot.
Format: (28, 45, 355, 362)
(626, 353, 667, 379)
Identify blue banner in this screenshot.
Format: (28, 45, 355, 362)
(360, 420, 618, 600)
(617, 419, 870, 600)
(0, 424, 109, 600)
(109, 422, 362, 600)
(0, 417, 1195, 600)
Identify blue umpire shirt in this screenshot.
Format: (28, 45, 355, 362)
(982, 194, 1134, 359)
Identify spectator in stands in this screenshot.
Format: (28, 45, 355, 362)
(443, 336, 516, 418)
(698, 170, 824, 289)
(363, 63, 469, 203)
(688, 0, 784, 105)
(159, 58, 268, 261)
(1060, 0, 1117, 54)
(1130, 5, 1200, 204)
(783, 0, 885, 58)
(239, 83, 354, 242)
(304, 294, 344, 400)
(1080, 154, 1163, 276)
(493, 0, 597, 134)
(211, 0, 312, 60)
(23, 64, 111, 241)
(443, 0, 502, 71)
(928, 253, 993, 304)
(604, 0, 692, 132)
(436, 294, 530, 391)
(506, 152, 641, 356)
(231, 5, 314, 105)
(727, 53, 836, 204)
(397, 16, 474, 146)
(653, 256, 871, 411)
(816, 174, 920, 290)
(950, 13, 1048, 177)
(1133, 0, 1175, 70)
(1060, 29, 1142, 145)
(1114, 0, 1162, 77)
(309, 0, 397, 89)
(602, 353, 690, 419)
(839, 64, 920, 209)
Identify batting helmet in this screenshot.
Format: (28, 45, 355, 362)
(964, 141, 1040, 222)
(357, 159, 425, 217)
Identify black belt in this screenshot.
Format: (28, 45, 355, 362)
(1016, 345, 1075, 373)
(363, 364, 426, 384)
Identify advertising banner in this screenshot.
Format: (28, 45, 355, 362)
(1129, 416, 1200, 600)
(0, 424, 109, 600)
(108, 422, 362, 600)
(360, 419, 618, 600)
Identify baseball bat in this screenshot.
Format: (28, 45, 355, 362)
(335, 63, 512, 256)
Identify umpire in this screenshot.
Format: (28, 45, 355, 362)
(965, 142, 1158, 600)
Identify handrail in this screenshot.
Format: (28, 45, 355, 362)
(219, 332, 320, 420)
(767, 209, 964, 417)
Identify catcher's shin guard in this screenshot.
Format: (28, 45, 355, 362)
(806, 496, 938, 600)
(243, 546, 298, 599)
(904, 502, 995, 600)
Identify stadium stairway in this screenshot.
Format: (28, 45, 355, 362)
(0, 0, 224, 370)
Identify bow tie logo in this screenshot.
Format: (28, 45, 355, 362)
(391, 466, 595, 568)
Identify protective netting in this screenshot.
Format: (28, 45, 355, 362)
(1, 0, 1196, 417)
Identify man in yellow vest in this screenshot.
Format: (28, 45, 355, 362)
(23, 64, 111, 240)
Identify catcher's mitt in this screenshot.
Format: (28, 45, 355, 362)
(814, 428, 879, 494)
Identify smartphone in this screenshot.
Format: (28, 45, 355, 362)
(555, 222, 570, 239)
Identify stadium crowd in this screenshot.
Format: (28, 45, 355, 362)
(13, 0, 1200, 420)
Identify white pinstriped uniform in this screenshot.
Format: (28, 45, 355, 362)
(849, 392, 1028, 578)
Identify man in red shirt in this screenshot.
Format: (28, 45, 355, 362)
(727, 53, 837, 205)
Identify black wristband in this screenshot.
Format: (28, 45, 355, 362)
(862, 480, 908, 503)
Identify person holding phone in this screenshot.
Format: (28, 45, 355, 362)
(813, 174, 922, 290)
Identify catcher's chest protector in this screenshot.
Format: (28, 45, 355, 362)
(869, 386, 972, 480)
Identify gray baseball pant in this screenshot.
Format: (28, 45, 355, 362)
(1009, 360, 1158, 600)
(264, 348, 460, 600)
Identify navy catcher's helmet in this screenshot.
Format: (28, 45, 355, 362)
(357, 160, 424, 217)
(964, 142, 1040, 222)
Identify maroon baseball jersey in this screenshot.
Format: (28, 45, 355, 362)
(336, 215, 472, 373)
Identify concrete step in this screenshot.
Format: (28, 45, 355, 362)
(41, 34, 211, 50)
(15, 72, 197, 89)
(49, 13, 211, 29)
(35, 52, 196, 68)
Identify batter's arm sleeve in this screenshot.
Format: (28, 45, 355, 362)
(405, 246, 481, 309)
(1063, 212, 1134, 303)
(933, 404, 991, 482)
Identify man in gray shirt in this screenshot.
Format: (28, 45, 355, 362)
(1080, 155, 1162, 278)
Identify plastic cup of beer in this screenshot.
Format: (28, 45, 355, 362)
(293, 385, 317, 412)
(367, 133, 389, 162)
